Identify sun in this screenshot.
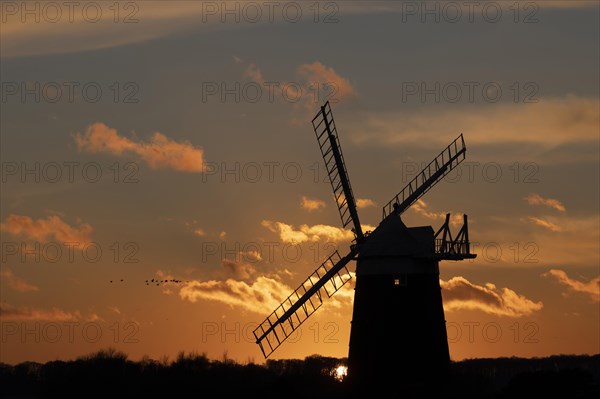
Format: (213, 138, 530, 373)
(334, 365, 348, 381)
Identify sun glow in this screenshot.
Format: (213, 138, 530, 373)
(334, 365, 348, 381)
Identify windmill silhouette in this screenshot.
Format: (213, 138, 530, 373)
(253, 101, 476, 388)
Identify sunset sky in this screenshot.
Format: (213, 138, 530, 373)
(1, 1, 598, 365)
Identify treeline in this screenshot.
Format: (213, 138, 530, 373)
(0, 349, 598, 398)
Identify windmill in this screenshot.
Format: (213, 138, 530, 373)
(253, 101, 476, 388)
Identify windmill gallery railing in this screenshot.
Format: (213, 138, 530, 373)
(433, 213, 476, 260)
(434, 239, 471, 259)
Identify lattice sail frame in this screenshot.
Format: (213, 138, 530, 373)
(253, 250, 354, 358)
(382, 134, 467, 219)
(312, 102, 363, 239)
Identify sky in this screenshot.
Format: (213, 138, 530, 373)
(0, 1, 599, 365)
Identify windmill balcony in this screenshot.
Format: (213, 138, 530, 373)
(435, 239, 477, 260)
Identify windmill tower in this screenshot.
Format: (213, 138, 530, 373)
(253, 101, 475, 390)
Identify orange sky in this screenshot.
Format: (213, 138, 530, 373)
(1, 1, 599, 365)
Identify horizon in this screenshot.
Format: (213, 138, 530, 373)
(3, 347, 600, 367)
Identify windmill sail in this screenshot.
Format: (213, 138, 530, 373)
(253, 249, 357, 358)
(382, 134, 467, 219)
(312, 102, 363, 240)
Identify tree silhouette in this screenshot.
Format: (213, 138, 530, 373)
(0, 351, 597, 398)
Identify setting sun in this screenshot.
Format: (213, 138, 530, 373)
(334, 365, 348, 382)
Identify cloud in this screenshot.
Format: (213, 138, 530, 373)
(542, 269, 599, 302)
(3, 2, 593, 58)
(186, 221, 206, 237)
(179, 276, 291, 314)
(108, 306, 121, 315)
(74, 123, 204, 173)
(179, 273, 542, 319)
(87, 313, 103, 322)
(261, 220, 355, 243)
(351, 96, 598, 149)
(321, 277, 355, 313)
(221, 259, 256, 280)
(301, 196, 326, 211)
(528, 216, 562, 232)
(155, 270, 177, 282)
(179, 270, 355, 315)
(412, 199, 442, 219)
(441, 276, 543, 317)
(276, 268, 295, 279)
(0, 302, 80, 321)
(356, 198, 376, 209)
(484, 214, 598, 269)
(193, 228, 206, 237)
(1, 3, 217, 58)
(243, 63, 264, 84)
(240, 250, 263, 262)
(411, 200, 464, 226)
(153, 270, 183, 295)
(1, 214, 93, 244)
(296, 62, 356, 102)
(525, 193, 566, 212)
(242, 61, 356, 119)
(0, 269, 39, 292)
